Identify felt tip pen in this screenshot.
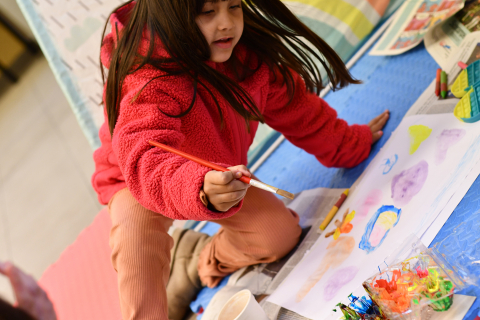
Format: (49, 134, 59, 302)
(319, 189, 349, 231)
(441, 71, 448, 99)
(435, 68, 441, 97)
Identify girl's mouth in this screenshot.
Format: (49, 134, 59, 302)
(213, 37, 233, 49)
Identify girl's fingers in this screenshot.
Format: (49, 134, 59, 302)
(204, 165, 251, 211)
(208, 189, 247, 211)
(228, 165, 251, 178)
(206, 170, 236, 185)
(211, 190, 246, 204)
(207, 172, 249, 189)
(369, 111, 389, 132)
(206, 177, 248, 194)
(372, 131, 383, 144)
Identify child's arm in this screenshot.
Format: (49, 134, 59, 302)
(263, 69, 385, 168)
(109, 71, 244, 220)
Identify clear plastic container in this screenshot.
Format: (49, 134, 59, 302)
(362, 235, 463, 320)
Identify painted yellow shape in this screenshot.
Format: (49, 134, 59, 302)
(333, 228, 341, 240)
(376, 211, 398, 229)
(286, 0, 373, 39)
(454, 88, 473, 122)
(408, 125, 432, 155)
(343, 210, 356, 226)
(451, 69, 469, 99)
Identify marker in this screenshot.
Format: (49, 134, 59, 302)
(441, 71, 448, 99)
(435, 69, 441, 97)
(319, 189, 349, 231)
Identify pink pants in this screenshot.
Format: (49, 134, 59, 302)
(108, 186, 301, 319)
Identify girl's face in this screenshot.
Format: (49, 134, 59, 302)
(196, 0, 244, 63)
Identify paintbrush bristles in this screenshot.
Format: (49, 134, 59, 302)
(276, 189, 295, 200)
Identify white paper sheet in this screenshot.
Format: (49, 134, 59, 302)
(268, 113, 480, 320)
(420, 156, 480, 245)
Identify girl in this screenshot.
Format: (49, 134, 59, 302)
(92, 0, 389, 319)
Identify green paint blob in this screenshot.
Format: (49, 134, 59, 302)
(408, 125, 432, 154)
(429, 280, 454, 312)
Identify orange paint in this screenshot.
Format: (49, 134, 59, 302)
(296, 236, 355, 302)
(325, 209, 356, 239)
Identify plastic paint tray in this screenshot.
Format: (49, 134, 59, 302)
(452, 60, 480, 98)
(454, 84, 480, 123)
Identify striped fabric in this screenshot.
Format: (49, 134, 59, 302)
(283, 0, 390, 62)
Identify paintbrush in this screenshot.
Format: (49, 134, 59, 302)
(148, 140, 294, 200)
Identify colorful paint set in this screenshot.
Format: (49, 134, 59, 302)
(332, 235, 469, 320)
(363, 252, 455, 319)
(334, 252, 457, 320)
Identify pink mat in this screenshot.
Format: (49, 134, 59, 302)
(39, 209, 121, 319)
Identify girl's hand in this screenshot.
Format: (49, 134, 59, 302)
(368, 110, 389, 144)
(0, 261, 57, 320)
(203, 165, 251, 212)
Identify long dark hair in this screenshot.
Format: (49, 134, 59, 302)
(0, 298, 35, 320)
(101, 0, 361, 135)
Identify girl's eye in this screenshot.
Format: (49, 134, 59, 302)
(230, 5, 241, 9)
(202, 10, 214, 15)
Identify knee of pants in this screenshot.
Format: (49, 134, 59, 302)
(255, 221, 302, 260)
(108, 192, 174, 271)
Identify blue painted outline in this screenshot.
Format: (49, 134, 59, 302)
(382, 154, 398, 174)
(359, 205, 402, 254)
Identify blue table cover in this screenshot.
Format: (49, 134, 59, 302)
(193, 43, 480, 319)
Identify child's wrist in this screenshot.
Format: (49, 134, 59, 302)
(199, 189, 221, 212)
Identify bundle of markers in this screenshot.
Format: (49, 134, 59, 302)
(435, 68, 448, 99)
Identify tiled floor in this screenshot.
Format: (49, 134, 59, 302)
(0, 55, 103, 303)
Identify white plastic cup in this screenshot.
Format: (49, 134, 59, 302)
(217, 289, 270, 320)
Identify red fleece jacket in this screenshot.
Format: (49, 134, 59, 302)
(91, 3, 372, 221)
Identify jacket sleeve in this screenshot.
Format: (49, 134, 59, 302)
(111, 69, 242, 220)
(263, 69, 372, 168)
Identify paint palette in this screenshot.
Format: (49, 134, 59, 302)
(363, 251, 457, 320)
(453, 83, 480, 123)
(451, 60, 480, 98)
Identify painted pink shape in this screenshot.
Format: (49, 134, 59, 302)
(356, 189, 383, 219)
(435, 129, 466, 165)
(323, 266, 359, 301)
(369, 225, 386, 247)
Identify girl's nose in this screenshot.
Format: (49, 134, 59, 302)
(217, 12, 234, 30)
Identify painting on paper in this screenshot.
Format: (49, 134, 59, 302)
(268, 113, 480, 320)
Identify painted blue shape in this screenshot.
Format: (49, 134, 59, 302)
(382, 154, 398, 174)
(359, 205, 402, 254)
